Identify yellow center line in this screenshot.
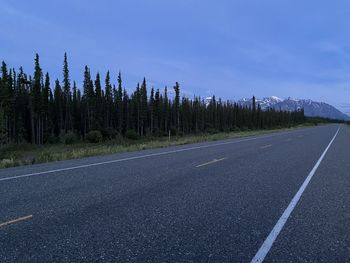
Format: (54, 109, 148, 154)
(260, 144, 272, 149)
(0, 215, 33, 228)
(196, 157, 227, 168)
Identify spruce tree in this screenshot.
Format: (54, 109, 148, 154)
(134, 83, 141, 135)
(42, 72, 51, 140)
(53, 79, 63, 137)
(32, 54, 43, 144)
(154, 89, 160, 134)
(62, 52, 71, 132)
(72, 81, 80, 134)
(83, 66, 94, 132)
(104, 71, 112, 128)
(122, 88, 129, 134)
(116, 71, 123, 133)
(163, 86, 169, 133)
(0, 61, 10, 144)
(94, 72, 102, 128)
(149, 87, 155, 133)
(173, 82, 180, 134)
(140, 78, 147, 135)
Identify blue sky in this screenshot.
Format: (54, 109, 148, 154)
(1, 0, 350, 114)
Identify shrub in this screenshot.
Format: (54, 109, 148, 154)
(205, 127, 218, 134)
(230, 126, 240, 132)
(46, 135, 59, 144)
(125, 130, 139, 140)
(85, 130, 103, 143)
(61, 132, 78, 145)
(101, 127, 117, 140)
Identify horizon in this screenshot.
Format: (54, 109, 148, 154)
(1, 0, 350, 114)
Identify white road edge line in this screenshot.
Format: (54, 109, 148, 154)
(250, 126, 340, 263)
(0, 129, 316, 182)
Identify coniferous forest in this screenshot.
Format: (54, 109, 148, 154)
(0, 53, 305, 145)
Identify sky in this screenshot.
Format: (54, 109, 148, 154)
(1, 0, 350, 114)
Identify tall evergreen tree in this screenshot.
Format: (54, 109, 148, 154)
(154, 88, 160, 134)
(42, 72, 51, 140)
(83, 66, 94, 132)
(116, 71, 123, 133)
(173, 82, 180, 134)
(94, 72, 103, 128)
(0, 61, 10, 144)
(163, 86, 169, 133)
(149, 87, 155, 133)
(104, 71, 112, 128)
(62, 52, 71, 132)
(140, 77, 147, 135)
(72, 81, 81, 134)
(53, 79, 63, 137)
(32, 54, 43, 144)
(122, 88, 129, 134)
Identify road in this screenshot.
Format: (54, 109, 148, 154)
(0, 124, 349, 262)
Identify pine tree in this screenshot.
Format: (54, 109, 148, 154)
(173, 82, 180, 134)
(94, 72, 102, 128)
(140, 77, 147, 135)
(16, 67, 30, 143)
(116, 71, 123, 133)
(53, 79, 63, 137)
(72, 81, 81, 134)
(0, 61, 10, 144)
(0, 62, 11, 111)
(163, 86, 169, 133)
(104, 71, 112, 128)
(154, 88, 160, 134)
(42, 72, 51, 140)
(62, 52, 71, 132)
(252, 96, 256, 112)
(134, 83, 141, 135)
(83, 66, 94, 132)
(122, 88, 129, 134)
(32, 54, 43, 144)
(149, 87, 155, 133)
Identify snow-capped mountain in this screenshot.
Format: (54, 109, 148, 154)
(237, 96, 285, 111)
(237, 96, 350, 121)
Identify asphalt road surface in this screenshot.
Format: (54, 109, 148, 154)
(0, 124, 349, 262)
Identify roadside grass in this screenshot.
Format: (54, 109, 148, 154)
(0, 124, 316, 169)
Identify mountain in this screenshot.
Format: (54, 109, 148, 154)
(237, 96, 350, 121)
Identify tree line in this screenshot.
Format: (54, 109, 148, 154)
(0, 53, 305, 145)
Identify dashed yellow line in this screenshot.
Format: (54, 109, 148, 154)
(0, 215, 33, 228)
(196, 157, 227, 168)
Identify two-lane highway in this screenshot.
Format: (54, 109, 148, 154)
(0, 124, 348, 262)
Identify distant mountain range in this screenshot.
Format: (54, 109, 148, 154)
(237, 96, 350, 121)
